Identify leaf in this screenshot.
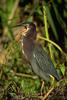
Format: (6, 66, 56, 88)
(60, 64, 65, 76)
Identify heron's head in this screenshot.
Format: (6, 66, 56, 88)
(14, 22, 37, 41)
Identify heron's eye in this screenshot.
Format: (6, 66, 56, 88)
(24, 26, 27, 29)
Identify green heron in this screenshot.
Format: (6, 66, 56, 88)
(14, 22, 60, 81)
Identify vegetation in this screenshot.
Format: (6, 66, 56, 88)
(0, 0, 67, 99)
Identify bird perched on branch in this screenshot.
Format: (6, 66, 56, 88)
(14, 22, 60, 81)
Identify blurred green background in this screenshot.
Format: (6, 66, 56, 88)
(0, 0, 67, 99)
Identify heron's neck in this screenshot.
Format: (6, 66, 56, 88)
(21, 37, 35, 60)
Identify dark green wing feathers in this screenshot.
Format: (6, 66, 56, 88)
(30, 45, 60, 81)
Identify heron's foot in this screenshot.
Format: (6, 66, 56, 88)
(42, 86, 54, 100)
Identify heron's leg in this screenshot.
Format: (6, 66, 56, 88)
(41, 80, 45, 96)
(50, 75, 55, 85)
(42, 86, 54, 100)
(42, 75, 55, 100)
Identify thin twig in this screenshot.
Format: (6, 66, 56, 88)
(38, 36, 63, 53)
(14, 72, 38, 79)
(42, 86, 54, 100)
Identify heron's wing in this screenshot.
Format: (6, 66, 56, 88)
(31, 45, 60, 81)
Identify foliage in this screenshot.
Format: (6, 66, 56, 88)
(0, 0, 67, 99)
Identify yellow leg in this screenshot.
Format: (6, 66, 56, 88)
(42, 86, 54, 100)
(42, 75, 55, 100)
(50, 75, 55, 85)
